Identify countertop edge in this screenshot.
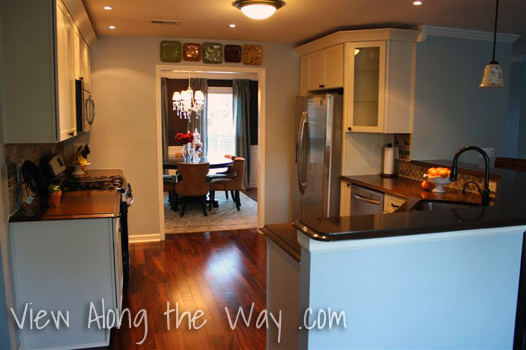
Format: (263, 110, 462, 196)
(261, 225, 301, 262)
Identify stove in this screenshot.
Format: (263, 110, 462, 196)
(62, 175, 125, 192)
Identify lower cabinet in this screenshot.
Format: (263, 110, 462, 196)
(267, 240, 301, 350)
(9, 217, 122, 350)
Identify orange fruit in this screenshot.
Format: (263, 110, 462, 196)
(421, 180, 433, 190)
(438, 169, 449, 178)
(427, 168, 438, 177)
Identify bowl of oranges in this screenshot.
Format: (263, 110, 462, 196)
(422, 167, 451, 193)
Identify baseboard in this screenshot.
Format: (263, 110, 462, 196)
(129, 233, 161, 243)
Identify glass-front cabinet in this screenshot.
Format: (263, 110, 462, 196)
(343, 40, 414, 134)
(344, 42, 385, 132)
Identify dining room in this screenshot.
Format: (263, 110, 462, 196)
(159, 69, 261, 235)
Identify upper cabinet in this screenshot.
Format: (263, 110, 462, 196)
(0, 0, 96, 143)
(300, 44, 343, 95)
(296, 29, 419, 134)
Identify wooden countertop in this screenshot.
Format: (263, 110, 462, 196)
(10, 169, 123, 223)
(261, 224, 301, 262)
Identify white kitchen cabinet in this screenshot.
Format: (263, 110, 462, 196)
(383, 193, 407, 214)
(344, 40, 414, 134)
(0, 0, 92, 143)
(299, 44, 343, 95)
(340, 181, 351, 216)
(9, 217, 122, 349)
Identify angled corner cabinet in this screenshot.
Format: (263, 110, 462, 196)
(296, 29, 419, 134)
(0, 0, 93, 143)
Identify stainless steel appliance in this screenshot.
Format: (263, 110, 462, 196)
(76, 79, 95, 132)
(351, 184, 384, 216)
(293, 93, 343, 221)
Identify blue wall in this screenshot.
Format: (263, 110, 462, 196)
(301, 230, 523, 349)
(511, 60, 526, 159)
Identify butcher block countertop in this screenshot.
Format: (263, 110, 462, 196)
(10, 169, 123, 222)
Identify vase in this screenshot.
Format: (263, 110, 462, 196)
(182, 143, 192, 162)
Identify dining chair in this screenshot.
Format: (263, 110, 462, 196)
(495, 157, 526, 171)
(175, 163, 210, 217)
(163, 175, 177, 210)
(209, 158, 245, 211)
(207, 154, 237, 199)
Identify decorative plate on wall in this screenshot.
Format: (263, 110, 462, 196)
(160, 41, 182, 62)
(224, 45, 242, 63)
(202, 42, 224, 64)
(242, 45, 263, 65)
(183, 43, 202, 62)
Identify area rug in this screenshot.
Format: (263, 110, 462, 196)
(164, 192, 258, 234)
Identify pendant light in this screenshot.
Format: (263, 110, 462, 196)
(232, 0, 286, 20)
(480, 0, 504, 88)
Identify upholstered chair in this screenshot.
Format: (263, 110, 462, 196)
(208, 158, 245, 211)
(175, 163, 210, 217)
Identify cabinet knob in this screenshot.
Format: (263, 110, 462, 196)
(69, 132, 75, 136)
(347, 127, 352, 131)
(319, 84, 325, 88)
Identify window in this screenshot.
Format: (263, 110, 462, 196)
(207, 87, 235, 158)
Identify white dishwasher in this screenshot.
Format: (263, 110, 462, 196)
(351, 184, 384, 216)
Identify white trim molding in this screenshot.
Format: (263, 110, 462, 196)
(130, 233, 162, 243)
(512, 55, 526, 63)
(424, 25, 520, 44)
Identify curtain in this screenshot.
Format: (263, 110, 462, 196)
(233, 79, 251, 188)
(161, 78, 170, 162)
(190, 78, 208, 156)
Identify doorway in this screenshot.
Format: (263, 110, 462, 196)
(155, 67, 266, 239)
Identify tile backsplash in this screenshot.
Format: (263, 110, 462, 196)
(5, 143, 65, 214)
(394, 134, 411, 161)
(395, 159, 497, 195)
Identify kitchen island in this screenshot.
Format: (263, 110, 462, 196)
(263, 162, 526, 350)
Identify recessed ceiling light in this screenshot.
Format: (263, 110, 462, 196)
(412, 1, 423, 5)
(233, 0, 286, 20)
(103, 6, 113, 10)
(108, 25, 116, 30)
(229, 24, 237, 28)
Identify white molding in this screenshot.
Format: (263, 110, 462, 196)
(130, 233, 161, 243)
(512, 55, 526, 63)
(62, 0, 97, 46)
(295, 28, 421, 56)
(298, 225, 526, 253)
(425, 26, 520, 44)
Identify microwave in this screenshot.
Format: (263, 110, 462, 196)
(76, 79, 95, 132)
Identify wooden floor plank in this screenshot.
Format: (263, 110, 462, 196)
(101, 229, 266, 350)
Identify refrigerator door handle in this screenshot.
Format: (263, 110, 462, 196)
(297, 111, 308, 194)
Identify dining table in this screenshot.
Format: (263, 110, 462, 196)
(163, 155, 234, 209)
(162, 155, 233, 170)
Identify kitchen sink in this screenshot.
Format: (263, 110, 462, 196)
(411, 199, 481, 211)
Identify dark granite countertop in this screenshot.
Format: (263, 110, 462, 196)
(294, 160, 526, 241)
(261, 224, 301, 262)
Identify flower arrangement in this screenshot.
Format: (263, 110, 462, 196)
(175, 132, 194, 145)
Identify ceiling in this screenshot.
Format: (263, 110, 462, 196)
(82, 0, 526, 46)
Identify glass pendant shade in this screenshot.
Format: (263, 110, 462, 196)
(241, 4, 276, 19)
(480, 61, 505, 88)
(233, 0, 286, 20)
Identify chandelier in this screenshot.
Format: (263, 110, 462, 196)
(172, 78, 205, 119)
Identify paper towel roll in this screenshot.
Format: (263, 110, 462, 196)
(383, 146, 395, 175)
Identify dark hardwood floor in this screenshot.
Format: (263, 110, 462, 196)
(241, 188, 257, 202)
(104, 229, 267, 350)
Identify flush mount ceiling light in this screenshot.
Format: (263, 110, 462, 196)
(480, 0, 505, 88)
(232, 0, 286, 20)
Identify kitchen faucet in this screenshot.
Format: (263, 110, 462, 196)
(450, 146, 491, 206)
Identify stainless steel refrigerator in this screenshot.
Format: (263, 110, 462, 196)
(293, 93, 343, 222)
